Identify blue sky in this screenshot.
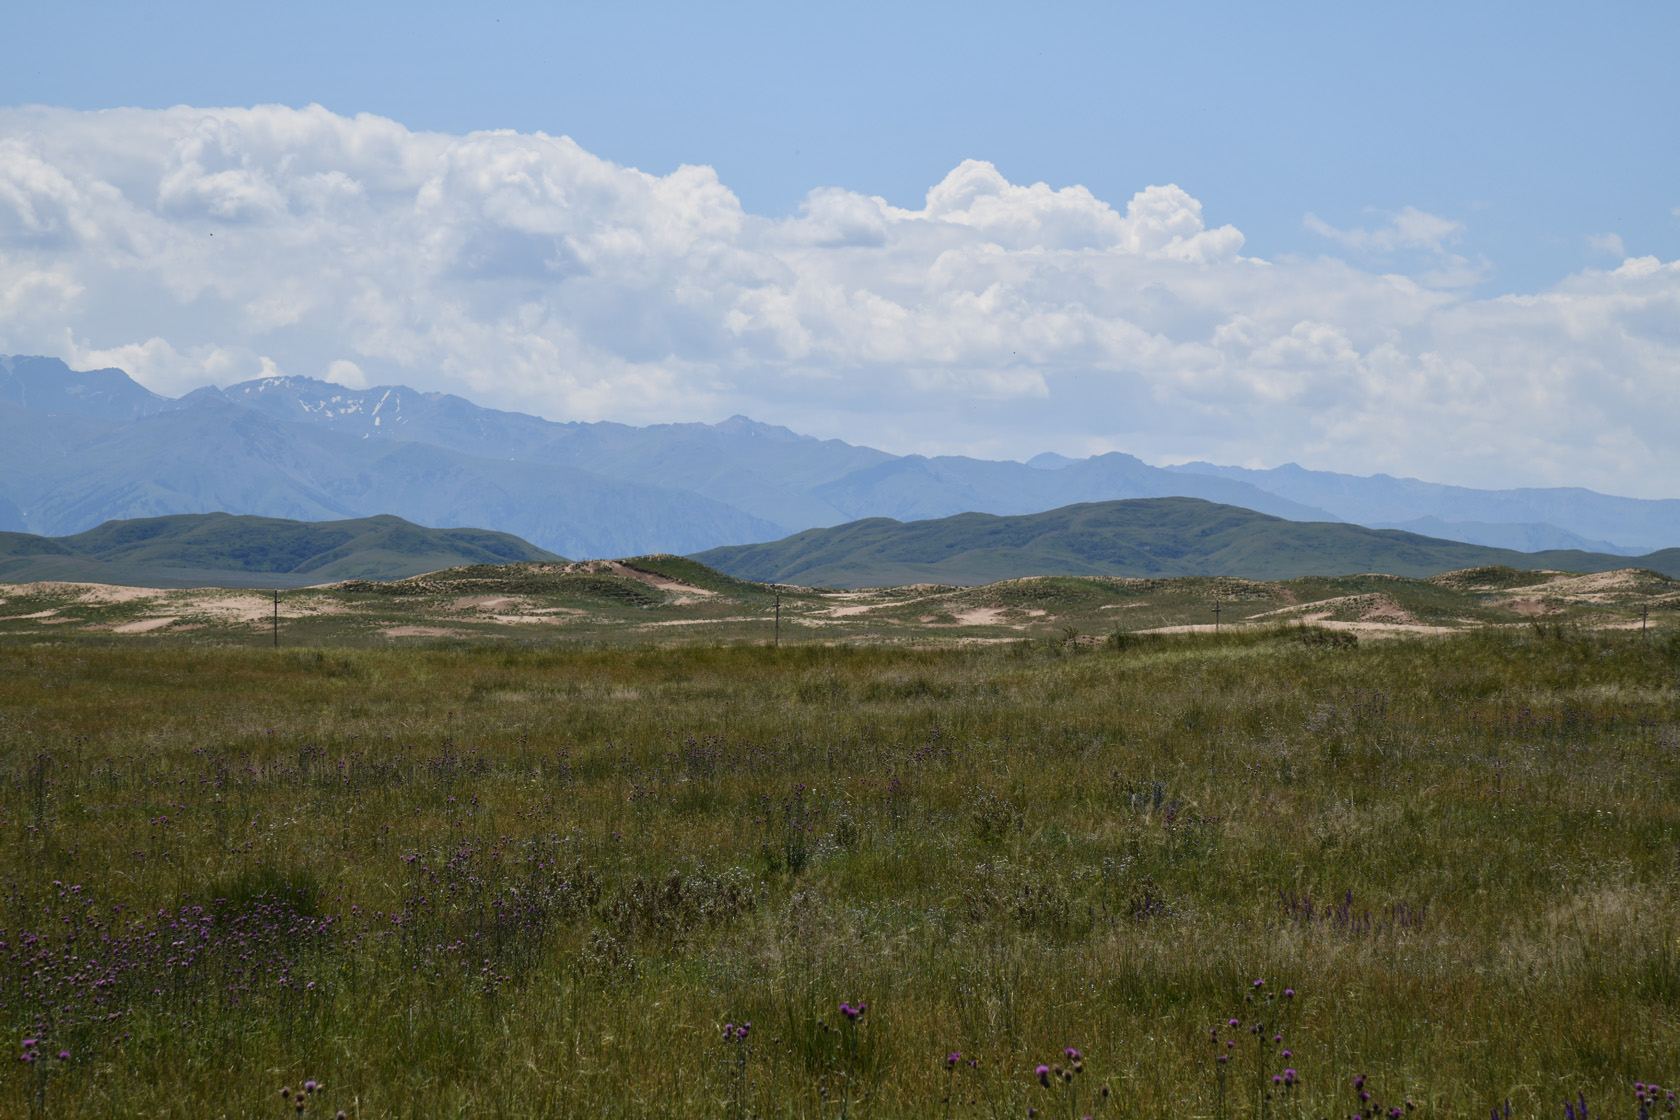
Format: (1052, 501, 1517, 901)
(1, 1, 1677, 494)
(8, 1, 1676, 290)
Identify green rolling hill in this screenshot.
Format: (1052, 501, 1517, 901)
(692, 497, 1680, 588)
(0, 513, 562, 588)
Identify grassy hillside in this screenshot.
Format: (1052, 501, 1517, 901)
(0, 512, 562, 587)
(694, 497, 1680, 587)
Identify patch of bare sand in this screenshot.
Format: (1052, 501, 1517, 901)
(643, 616, 761, 627)
(110, 617, 177, 634)
(381, 626, 470, 638)
(827, 604, 879, 617)
(1, 609, 62, 621)
(925, 607, 1010, 626)
(1502, 596, 1560, 617)
(605, 562, 718, 598)
(1247, 594, 1417, 625)
(0, 581, 166, 603)
(482, 610, 584, 625)
(1528, 569, 1674, 602)
(452, 595, 520, 611)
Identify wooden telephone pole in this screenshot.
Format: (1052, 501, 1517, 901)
(774, 591, 781, 647)
(273, 590, 279, 648)
(1210, 600, 1222, 633)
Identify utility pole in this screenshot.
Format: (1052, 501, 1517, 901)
(774, 591, 781, 648)
(1642, 605, 1649, 636)
(1210, 600, 1222, 633)
(273, 590, 279, 648)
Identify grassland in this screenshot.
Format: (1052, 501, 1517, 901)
(1, 577, 1678, 1118)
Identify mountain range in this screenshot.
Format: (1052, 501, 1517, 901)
(0, 512, 560, 588)
(694, 497, 1680, 588)
(4, 353, 1678, 558)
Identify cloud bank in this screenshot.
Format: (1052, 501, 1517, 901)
(0, 104, 1676, 495)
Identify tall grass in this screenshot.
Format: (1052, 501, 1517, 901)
(1, 627, 1677, 1117)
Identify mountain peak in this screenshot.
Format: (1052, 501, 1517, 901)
(0, 354, 171, 421)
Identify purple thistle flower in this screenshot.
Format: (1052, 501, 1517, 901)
(1275, 1075, 1284, 1085)
(1284, 989, 1295, 998)
(57, 1051, 69, 1061)
(1229, 1018, 1240, 1027)
(1038, 1064, 1052, 1088)
(947, 1051, 961, 1068)
(1254, 979, 1264, 988)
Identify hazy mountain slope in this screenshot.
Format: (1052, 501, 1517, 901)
(1372, 516, 1631, 555)
(814, 452, 1340, 524)
(9, 355, 1680, 557)
(0, 355, 172, 421)
(1167, 461, 1680, 552)
(203, 376, 881, 530)
(7, 399, 785, 557)
(0, 512, 561, 587)
(693, 497, 1680, 588)
(204, 376, 1337, 530)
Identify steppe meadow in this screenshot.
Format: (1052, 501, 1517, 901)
(2, 598, 1678, 1117)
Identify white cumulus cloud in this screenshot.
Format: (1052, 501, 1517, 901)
(0, 104, 1676, 496)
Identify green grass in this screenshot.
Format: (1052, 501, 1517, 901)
(692, 497, 1680, 587)
(1, 627, 1677, 1116)
(0, 513, 561, 588)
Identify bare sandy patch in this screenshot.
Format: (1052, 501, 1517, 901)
(643, 616, 762, 627)
(1527, 569, 1672, 603)
(381, 626, 469, 638)
(827, 604, 879, 617)
(453, 595, 520, 611)
(1, 609, 62, 621)
(950, 607, 1009, 626)
(483, 611, 583, 625)
(111, 617, 177, 634)
(605, 562, 717, 598)
(1503, 597, 1559, 617)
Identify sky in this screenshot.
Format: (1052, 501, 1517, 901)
(1, 1, 1677, 495)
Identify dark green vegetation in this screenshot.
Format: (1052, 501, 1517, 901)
(694, 498, 1680, 588)
(0, 513, 561, 588)
(1, 630, 1678, 1117)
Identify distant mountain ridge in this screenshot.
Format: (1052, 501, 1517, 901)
(0, 512, 561, 588)
(2, 354, 1677, 557)
(693, 498, 1680, 588)
(1165, 460, 1675, 554)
